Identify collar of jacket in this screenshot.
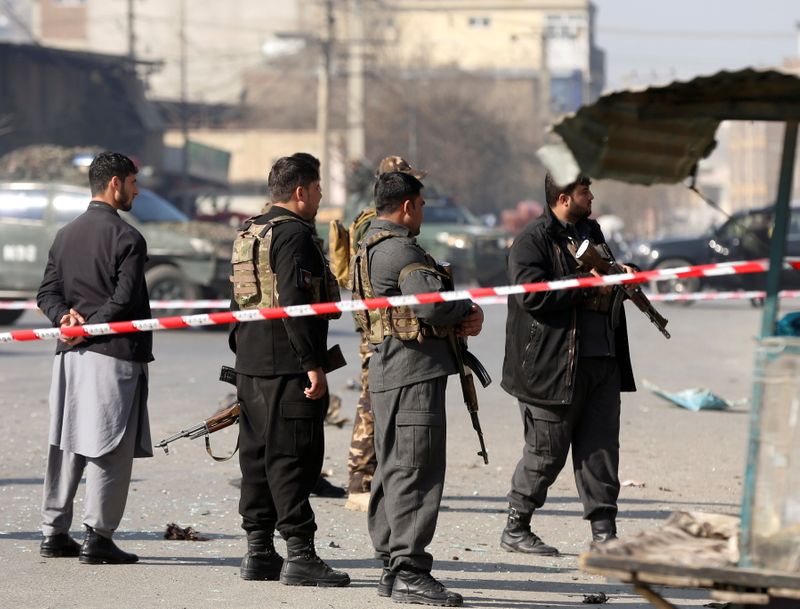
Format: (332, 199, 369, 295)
(370, 218, 412, 237)
(262, 205, 311, 227)
(543, 202, 594, 240)
(88, 200, 119, 215)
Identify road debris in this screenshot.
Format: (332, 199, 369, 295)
(642, 379, 740, 411)
(164, 523, 209, 541)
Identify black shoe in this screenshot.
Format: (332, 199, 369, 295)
(590, 519, 618, 546)
(40, 533, 81, 558)
(391, 570, 463, 606)
(79, 526, 138, 564)
(240, 530, 284, 581)
(378, 567, 396, 597)
(312, 477, 347, 498)
(499, 506, 559, 556)
(280, 536, 350, 587)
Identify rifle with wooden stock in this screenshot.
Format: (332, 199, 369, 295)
(440, 263, 490, 464)
(572, 239, 671, 339)
(155, 366, 240, 462)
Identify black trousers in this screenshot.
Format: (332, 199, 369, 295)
(237, 373, 328, 539)
(508, 357, 621, 522)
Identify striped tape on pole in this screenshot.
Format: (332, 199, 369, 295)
(2, 258, 799, 344)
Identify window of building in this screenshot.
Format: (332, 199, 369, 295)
(468, 16, 491, 28)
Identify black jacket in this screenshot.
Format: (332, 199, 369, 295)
(501, 205, 635, 406)
(232, 207, 332, 377)
(37, 201, 153, 363)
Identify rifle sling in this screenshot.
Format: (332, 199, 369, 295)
(205, 435, 240, 462)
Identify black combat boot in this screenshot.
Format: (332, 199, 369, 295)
(590, 519, 617, 547)
(500, 506, 559, 556)
(377, 560, 396, 597)
(391, 569, 463, 607)
(279, 536, 350, 587)
(40, 533, 81, 558)
(240, 530, 284, 580)
(79, 526, 138, 564)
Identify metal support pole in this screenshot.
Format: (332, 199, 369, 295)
(760, 120, 798, 338)
(317, 0, 334, 201)
(741, 121, 799, 568)
(127, 0, 136, 60)
(346, 0, 365, 163)
(179, 0, 190, 216)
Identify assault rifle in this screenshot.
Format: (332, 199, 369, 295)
(451, 339, 491, 464)
(572, 240, 671, 339)
(155, 366, 240, 462)
(440, 263, 490, 464)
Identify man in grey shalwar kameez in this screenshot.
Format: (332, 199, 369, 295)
(36, 152, 153, 564)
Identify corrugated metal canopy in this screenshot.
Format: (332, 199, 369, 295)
(537, 69, 800, 186)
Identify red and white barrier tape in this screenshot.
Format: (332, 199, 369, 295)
(473, 290, 800, 306)
(2, 258, 799, 344)
(0, 299, 232, 311)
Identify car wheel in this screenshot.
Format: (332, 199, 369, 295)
(650, 258, 702, 305)
(145, 265, 201, 318)
(0, 309, 24, 326)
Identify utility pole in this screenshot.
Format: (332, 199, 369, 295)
(346, 0, 365, 164)
(317, 0, 334, 202)
(539, 25, 551, 132)
(127, 0, 136, 60)
(179, 0, 191, 216)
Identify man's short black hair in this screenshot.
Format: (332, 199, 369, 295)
(268, 156, 320, 202)
(88, 152, 138, 196)
(290, 152, 320, 170)
(544, 172, 591, 207)
(374, 171, 423, 216)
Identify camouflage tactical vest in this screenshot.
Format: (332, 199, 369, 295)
(231, 215, 341, 316)
(349, 230, 449, 344)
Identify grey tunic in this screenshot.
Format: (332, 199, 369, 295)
(364, 219, 473, 572)
(48, 349, 152, 459)
(366, 220, 472, 392)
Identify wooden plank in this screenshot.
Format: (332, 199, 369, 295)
(769, 588, 800, 600)
(633, 585, 681, 609)
(582, 553, 800, 590)
(636, 572, 715, 588)
(710, 590, 770, 604)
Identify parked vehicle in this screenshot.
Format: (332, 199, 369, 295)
(631, 203, 800, 298)
(0, 182, 234, 325)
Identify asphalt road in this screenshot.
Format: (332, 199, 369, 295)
(0, 298, 791, 609)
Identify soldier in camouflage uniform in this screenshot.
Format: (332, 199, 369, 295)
(345, 156, 428, 512)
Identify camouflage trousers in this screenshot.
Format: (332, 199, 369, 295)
(347, 333, 377, 494)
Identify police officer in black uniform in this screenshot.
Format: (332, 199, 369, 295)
(230, 155, 350, 587)
(500, 172, 636, 555)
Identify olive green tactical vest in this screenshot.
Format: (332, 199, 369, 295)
(350, 230, 449, 344)
(231, 215, 341, 315)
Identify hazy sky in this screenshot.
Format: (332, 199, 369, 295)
(594, 0, 800, 90)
